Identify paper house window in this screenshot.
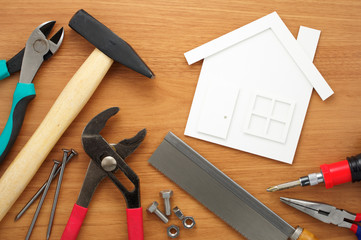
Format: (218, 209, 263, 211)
(244, 93, 295, 143)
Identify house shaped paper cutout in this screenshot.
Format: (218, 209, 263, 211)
(184, 12, 333, 164)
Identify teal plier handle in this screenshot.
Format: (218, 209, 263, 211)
(0, 60, 10, 80)
(0, 83, 35, 163)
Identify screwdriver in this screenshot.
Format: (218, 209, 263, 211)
(267, 153, 361, 192)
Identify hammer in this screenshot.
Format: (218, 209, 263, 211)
(0, 9, 154, 221)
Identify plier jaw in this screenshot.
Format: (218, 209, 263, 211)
(20, 21, 64, 84)
(280, 197, 361, 239)
(81, 107, 144, 208)
(82, 131, 142, 208)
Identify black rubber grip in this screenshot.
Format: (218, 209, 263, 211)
(6, 48, 25, 75)
(0, 94, 35, 164)
(347, 154, 361, 183)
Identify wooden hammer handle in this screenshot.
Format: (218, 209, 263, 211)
(0, 48, 113, 221)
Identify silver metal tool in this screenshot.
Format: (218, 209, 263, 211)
(160, 190, 173, 216)
(26, 160, 60, 240)
(167, 225, 180, 238)
(280, 197, 361, 239)
(147, 201, 169, 223)
(15, 150, 77, 221)
(148, 132, 317, 240)
(267, 173, 324, 192)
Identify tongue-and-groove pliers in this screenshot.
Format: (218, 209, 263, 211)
(61, 107, 145, 240)
(0, 21, 64, 163)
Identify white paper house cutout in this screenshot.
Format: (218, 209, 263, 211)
(184, 12, 334, 164)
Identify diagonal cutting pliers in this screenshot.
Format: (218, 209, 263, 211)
(61, 107, 145, 240)
(0, 21, 64, 164)
(281, 197, 361, 239)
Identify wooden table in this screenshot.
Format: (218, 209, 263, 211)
(0, 1, 360, 239)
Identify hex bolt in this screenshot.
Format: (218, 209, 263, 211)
(167, 225, 180, 238)
(160, 190, 173, 216)
(147, 201, 169, 223)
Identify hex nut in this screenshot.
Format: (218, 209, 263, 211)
(172, 206, 185, 220)
(182, 216, 195, 229)
(167, 225, 180, 238)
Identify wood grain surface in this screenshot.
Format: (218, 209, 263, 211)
(0, 1, 360, 239)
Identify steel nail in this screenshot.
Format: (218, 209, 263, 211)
(25, 160, 60, 240)
(46, 149, 69, 240)
(15, 149, 78, 221)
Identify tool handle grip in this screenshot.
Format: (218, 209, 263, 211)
(0, 82, 35, 164)
(321, 154, 361, 189)
(297, 228, 319, 240)
(0, 60, 10, 80)
(61, 204, 88, 240)
(351, 224, 361, 240)
(0, 48, 113, 221)
(126, 207, 144, 240)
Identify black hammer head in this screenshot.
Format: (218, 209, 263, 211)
(69, 9, 154, 79)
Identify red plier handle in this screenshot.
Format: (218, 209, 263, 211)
(61, 204, 87, 240)
(126, 208, 144, 240)
(61, 205, 144, 240)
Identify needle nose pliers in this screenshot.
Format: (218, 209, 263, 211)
(0, 21, 64, 164)
(280, 197, 361, 239)
(61, 107, 145, 240)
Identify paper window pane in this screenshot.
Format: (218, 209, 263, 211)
(272, 101, 291, 122)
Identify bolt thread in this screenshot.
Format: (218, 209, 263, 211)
(155, 209, 169, 223)
(164, 199, 171, 216)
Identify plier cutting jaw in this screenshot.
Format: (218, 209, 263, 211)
(62, 107, 145, 240)
(280, 197, 361, 239)
(0, 21, 64, 164)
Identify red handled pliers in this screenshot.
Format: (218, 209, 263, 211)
(61, 107, 146, 240)
(281, 197, 361, 240)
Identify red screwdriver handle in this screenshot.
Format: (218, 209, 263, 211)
(126, 207, 144, 240)
(321, 154, 361, 189)
(61, 204, 88, 240)
(321, 160, 352, 189)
